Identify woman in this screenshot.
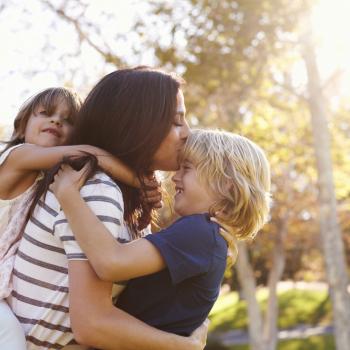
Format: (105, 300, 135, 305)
(8, 67, 208, 349)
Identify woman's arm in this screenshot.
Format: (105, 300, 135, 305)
(52, 164, 166, 282)
(69, 260, 208, 350)
(57, 177, 208, 350)
(7, 143, 139, 187)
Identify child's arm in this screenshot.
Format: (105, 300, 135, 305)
(7, 143, 139, 188)
(51, 164, 166, 282)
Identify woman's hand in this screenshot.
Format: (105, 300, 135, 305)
(210, 216, 238, 265)
(50, 164, 90, 202)
(187, 319, 209, 350)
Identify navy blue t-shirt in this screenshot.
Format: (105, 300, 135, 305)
(116, 213, 228, 336)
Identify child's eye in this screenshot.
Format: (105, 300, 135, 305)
(63, 116, 74, 125)
(38, 110, 48, 115)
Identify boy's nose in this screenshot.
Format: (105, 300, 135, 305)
(172, 171, 181, 183)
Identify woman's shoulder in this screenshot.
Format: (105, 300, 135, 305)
(81, 171, 124, 207)
(85, 171, 122, 192)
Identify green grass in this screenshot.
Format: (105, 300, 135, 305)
(206, 288, 334, 349)
(206, 335, 335, 350)
(209, 288, 331, 332)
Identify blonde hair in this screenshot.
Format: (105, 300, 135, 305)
(181, 129, 271, 264)
(1, 87, 82, 154)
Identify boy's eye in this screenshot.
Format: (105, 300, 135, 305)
(38, 110, 48, 115)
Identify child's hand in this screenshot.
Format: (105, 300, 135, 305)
(50, 163, 90, 202)
(141, 175, 163, 209)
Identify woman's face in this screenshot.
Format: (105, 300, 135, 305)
(151, 90, 190, 171)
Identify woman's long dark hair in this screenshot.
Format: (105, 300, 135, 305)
(27, 66, 184, 237)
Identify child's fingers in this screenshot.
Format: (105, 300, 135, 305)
(142, 188, 162, 198)
(143, 194, 162, 203)
(153, 201, 163, 209)
(53, 163, 91, 191)
(77, 163, 91, 178)
(143, 181, 161, 190)
(141, 194, 163, 208)
(141, 189, 162, 201)
(148, 200, 163, 209)
(148, 198, 163, 207)
(142, 175, 161, 189)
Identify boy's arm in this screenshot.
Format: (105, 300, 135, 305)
(68, 261, 207, 350)
(8, 143, 139, 187)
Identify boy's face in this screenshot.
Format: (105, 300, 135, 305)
(23, 101, 74, 147)
(172, 159, 218, 216)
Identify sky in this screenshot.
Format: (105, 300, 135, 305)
(1, 0, 350, 135)
(0, 0, 148, 133)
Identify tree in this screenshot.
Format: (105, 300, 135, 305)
(3, 1, 349, 347)
(300, 18, 350, 348)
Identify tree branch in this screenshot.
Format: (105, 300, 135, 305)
(42, 0, 124, 67)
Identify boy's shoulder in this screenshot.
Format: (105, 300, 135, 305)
(174, 213, 212, 228)
(174, 214, 227, 249)
(165, 214, 222, 243)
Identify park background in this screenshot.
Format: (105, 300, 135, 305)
(1, 0, 350, 349)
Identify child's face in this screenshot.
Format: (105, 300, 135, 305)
(172, 159, 218, 216)
(23, 101, 74, 147)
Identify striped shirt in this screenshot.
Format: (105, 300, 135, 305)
(8, 172, 131, 350)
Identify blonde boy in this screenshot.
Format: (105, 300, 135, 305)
(51, 129, 271, 338)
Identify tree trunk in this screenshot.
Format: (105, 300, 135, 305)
(236, 242, 264, 350)
(263, 216, 288, 350)
(301, 24, 350, 349)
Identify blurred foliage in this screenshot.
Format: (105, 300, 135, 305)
(207, 289, 335, 348)
(210, 335, 335, 350)
(133, 0, 350, 284)
(209, 289, 331, 332)
(7, 0, 346, 283)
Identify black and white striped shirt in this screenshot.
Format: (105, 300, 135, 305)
(8, 172, 131, 349)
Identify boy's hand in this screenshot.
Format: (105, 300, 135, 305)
(141, 175, 163, 209)
(50, 164, 90, 202)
